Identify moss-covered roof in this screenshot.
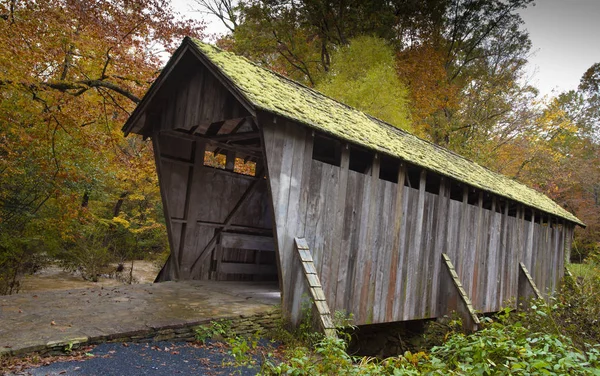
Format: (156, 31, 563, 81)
(188, 38, 582, 226)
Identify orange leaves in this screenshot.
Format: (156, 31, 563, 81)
(396, 44, 460, 138)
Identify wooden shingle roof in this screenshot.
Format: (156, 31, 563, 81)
(123, 37, 583, 226)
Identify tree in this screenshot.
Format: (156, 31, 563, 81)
(0, 0, 204, 292)
(316, 36, 412, 131)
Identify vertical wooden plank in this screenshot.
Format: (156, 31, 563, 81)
(532, 220, 544, 291)
(462, 204, 477, 298)
(173, 75, 189, 129)
(298, 132, 315, 253)
(511, 206, 525, 302)
(332, 145, 351, 310)
(351, 171, 372, 322)
(282, 123, 310, 325)
(386, 163, 406, 321)
(456, 186, 469, 287)
(497, 202, 509, 308)
(362, 154, 381, 324)
(342, 171, 363, 312)
(152, 133, 180, 280)
(564, 223, 574, 263)
(422, 191, 438, 318)
(393, 182, 410, 320)
(178, 140, 207, 279)
(316, 164, 340, 293)
(373, 181, 391, 322)
(287, 129, 315, 321)
(400, 186, 418, 320)
(184, 71, 203, 129)
(551, 219, 560, 293)
(408, 170, 427, 319)
(304, 161, 324, 272)
(430, 177, 449, 317)
(471, 192, 484, 310)
(484, 196, 498, 312)
(557, 220, 566, 282)
(526, 211, 536, 272)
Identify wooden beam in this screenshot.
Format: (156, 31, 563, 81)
(438, 253, 480, 332)
(294, 238, 337, 338)
(189, 168, 265, 275)
(219, 262, 277, 275)
(210, 131, 260, 142)
(170, 218, 271, 233)
(162, 130, 262, 158)
(217, 117, 247, 135)
(220, 233, 275, 251)
(517, 262, 543, 309)
(159, 154, 193, 166)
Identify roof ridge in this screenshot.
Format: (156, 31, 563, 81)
(189, 38, 583, 226)
(191, 38, 402, 128)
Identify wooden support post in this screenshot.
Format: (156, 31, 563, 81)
(225, 150, 236, 171)
(438, 253, 480, 332)
(517, 262, 543, 309)
(152, 133, 181, 280)
(294, 238, 337, 338)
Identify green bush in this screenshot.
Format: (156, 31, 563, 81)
(422, 320, 599, 375)
(511, 265, 600, 350)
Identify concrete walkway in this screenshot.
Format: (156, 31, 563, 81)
(0, 281, 280, 356)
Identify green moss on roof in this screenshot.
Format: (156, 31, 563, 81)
(191, 38, 583, 226)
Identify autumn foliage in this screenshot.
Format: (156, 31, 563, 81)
(1, 0, 600, 293)
(0, 0, 203, 293)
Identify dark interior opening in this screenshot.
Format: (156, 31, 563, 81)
(405, 164, 421, 189)
(349, 146, 374, 174)
(425, 172, 441, 194)
(496, 199, 506, 214)
(379, 155, 400, 183)
(312, 133, 342, 166)
(482, 193, 493, 210)
(467, 188, 479, 206)
(523, 207, 533, 222)
(449, 180, 464, 201)
(507, 201, 518, 217)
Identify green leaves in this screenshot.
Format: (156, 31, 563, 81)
(316, 36, 412, 132)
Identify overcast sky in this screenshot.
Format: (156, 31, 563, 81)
(172, 0, 600, 97)
(519, 0, 600, 96)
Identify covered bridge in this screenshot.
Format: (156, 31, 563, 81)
(122, 37, 584, 329)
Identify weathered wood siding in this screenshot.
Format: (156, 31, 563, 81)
(153, 132, 273, 281)
(261, 114, 574, 326)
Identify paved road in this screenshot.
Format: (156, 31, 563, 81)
(13, 340, 277, 375)
(0, 281, 280, 356)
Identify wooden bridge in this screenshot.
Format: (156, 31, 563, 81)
(122, 38, 583, 330)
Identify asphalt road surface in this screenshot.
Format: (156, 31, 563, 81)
(12, 340, 277, 376)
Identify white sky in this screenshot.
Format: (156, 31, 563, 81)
(519, 0, 600, 96)
(171, 0, 600, 97)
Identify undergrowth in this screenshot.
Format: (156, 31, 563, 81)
(259, 263, 600, 375)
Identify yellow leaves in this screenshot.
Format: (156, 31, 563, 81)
(111, 216, 130, 228)
(128, 193, 146, 201)
(316, 36, 412, 131)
